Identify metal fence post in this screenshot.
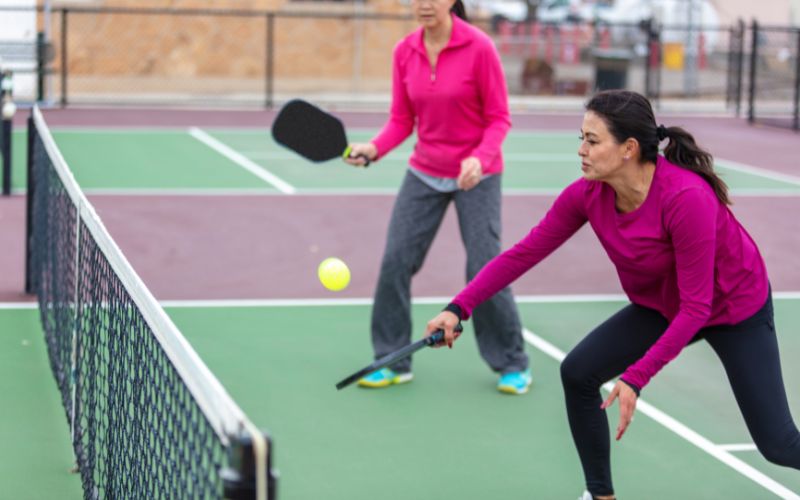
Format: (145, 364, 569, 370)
(793, 28, 800, 131)
(726, 19, 745, 114)
(265, 13, 274, 109)
(37, 32, 46, 102)
(644, 19, 661, 102)
(60, 8, 68, 107)
(747, 19, 758, 124)
(734, 19, 745, 116)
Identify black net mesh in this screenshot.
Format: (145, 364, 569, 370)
(28, 112, 251, 499)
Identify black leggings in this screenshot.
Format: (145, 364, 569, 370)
(560, 293, 800, 496)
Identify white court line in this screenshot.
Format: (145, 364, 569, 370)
(8, 292, 800, 310)
(5, 294, 798, 493)
(68, 187, 800, 197)
(0, 302, 37, 309)
(716, 158, 800, 187)
(201, 147, 800, 193)
(245, 151, 580, 162)
(522, 327, 799, 500)
(188, 127, 296, 194)
(83, 188, 286, 196)
(244, 149, 800, 187)
(42, 127, 582, 137)
(506, 187, 800, 198)
(719, 444, 760, 452)
(157, 293, 800, 497)
(158, 291, 800, 308)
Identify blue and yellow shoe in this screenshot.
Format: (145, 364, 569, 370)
(497, 369, 532, 395)
(357, 368, 413, 388)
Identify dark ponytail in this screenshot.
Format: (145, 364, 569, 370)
(661, 126, 729, 205)
(451, 0, 468, 22)
(586, 90, 730, 205)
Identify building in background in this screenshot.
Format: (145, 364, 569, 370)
(0, 0, 37, 99)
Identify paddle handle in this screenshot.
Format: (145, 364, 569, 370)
(342, 145, 370, 167)
(334, 323, 463, 390)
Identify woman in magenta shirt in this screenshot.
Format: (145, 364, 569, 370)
(426, 90, 800, 499)
(344, 0, 530, 393)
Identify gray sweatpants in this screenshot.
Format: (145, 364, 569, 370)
(371, 171, 529, 374)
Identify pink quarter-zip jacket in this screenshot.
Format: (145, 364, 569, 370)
(371, 14, 511, 177)
(452, 157, 769, 389)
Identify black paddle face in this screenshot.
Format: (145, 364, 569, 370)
(272, 99, 349, 162)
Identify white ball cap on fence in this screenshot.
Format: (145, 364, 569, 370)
(0, 71, 14, 92)
(0, 74, 12, 93)
(2, 100, 16, 120)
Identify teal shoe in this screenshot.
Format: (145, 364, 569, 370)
(497, 369, 532, 395)
(357, 368, 413, 388)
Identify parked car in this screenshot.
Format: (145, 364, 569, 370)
(467, 0, 530, 24)
(536, 0, 601, 24)
(594, 0, 720, 54)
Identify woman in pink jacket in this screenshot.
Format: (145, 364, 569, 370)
(426, 90, 800, 499)
(345, 0, 530, 393)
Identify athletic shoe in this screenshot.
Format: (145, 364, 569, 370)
(357, 368, 413, 388)
(578, 492, 593, 500)
(496, 369, 532, 394)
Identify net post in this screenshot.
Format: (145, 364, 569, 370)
(1, 110, 10, 196)
(222, 430, 278, 500)
(25, 111, 36, 294)
(1, 68, 14, 197)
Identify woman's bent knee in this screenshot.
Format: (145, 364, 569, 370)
(561, 355, 598, 392)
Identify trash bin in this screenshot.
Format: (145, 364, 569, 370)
(520, 58, 555, 94)
(593, 48, 632, 91)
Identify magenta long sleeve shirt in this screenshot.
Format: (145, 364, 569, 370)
(453, 157, 769, 389)
(371, 14, 511, 177)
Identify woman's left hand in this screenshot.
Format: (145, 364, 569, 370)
(457, 157, 483, 191)
(601, 380, 638, 441)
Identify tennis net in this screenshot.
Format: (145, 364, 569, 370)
(24, 106, 275, 499)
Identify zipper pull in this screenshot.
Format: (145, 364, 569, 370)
(430, 71, 436, 82)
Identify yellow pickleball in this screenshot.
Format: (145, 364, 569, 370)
(318, 257, 351, 292)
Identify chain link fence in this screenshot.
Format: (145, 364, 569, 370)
(747, 22, 800, 130)
(0, 5, 796, 123)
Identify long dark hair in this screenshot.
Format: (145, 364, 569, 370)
(451, 0, 468, 21)
(586, 90, 730, 205)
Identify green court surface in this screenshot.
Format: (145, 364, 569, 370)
(168, 300, 800, 500)
(6, 121, 800, 498)
(0, 308, 83, 498)
(6, 300, 798, 498)
(10, 128, 800, 194)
